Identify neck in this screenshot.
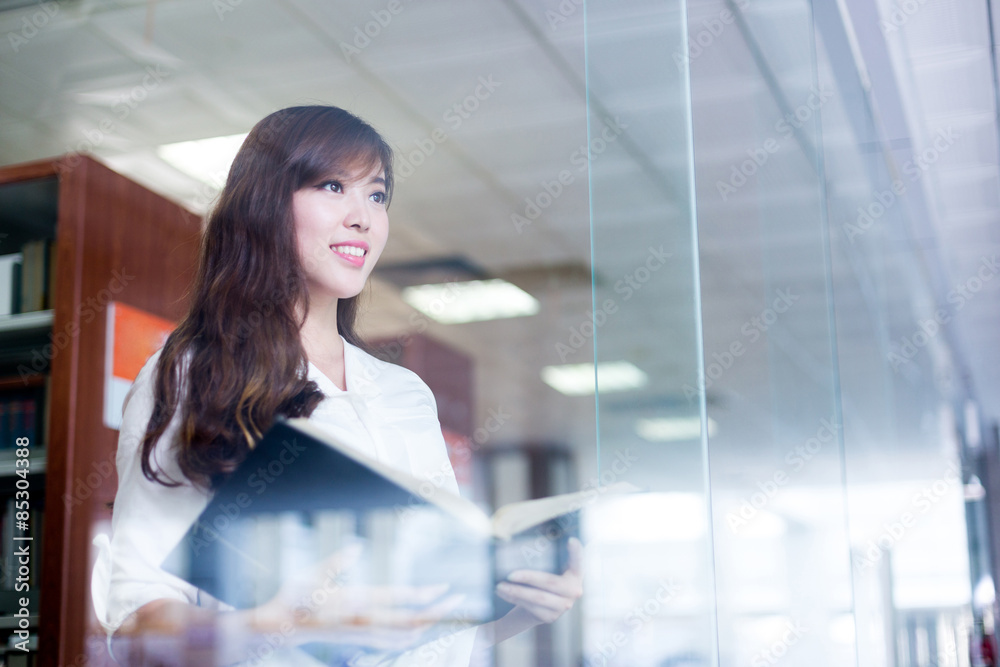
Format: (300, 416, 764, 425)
(298, 298, 344, 368)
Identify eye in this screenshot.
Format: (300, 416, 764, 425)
(318, 181, 342, 193)
(370, 191, 387, 204)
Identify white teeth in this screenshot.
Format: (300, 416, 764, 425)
(332, 245, 365, 257)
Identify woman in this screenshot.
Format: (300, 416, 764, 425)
(92, 105, 582, 666)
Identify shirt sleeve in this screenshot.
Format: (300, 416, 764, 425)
(94, 349, 215, 635)
(376, 363, 462, 497)
(413, 382, 462, 497)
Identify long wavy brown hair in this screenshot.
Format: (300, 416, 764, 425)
(141, 106, 394, 490)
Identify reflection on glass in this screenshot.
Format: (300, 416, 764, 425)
(64, 0, 983, 665)
(585, 0, 716, 665)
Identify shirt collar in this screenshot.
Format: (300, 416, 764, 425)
(342, 338, 382, 399)
(304, 337, 380, 400)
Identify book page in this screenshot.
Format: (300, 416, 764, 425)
(285, 418, 493, 535)
(490, 482, 640, 540)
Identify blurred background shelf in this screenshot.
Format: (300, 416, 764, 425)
(0, 156, 202, 667)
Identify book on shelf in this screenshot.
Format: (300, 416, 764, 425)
(0, 388, 44, 450)
(46, 239, 56, 311)
(16, 239, 54, 315)
(1, 497, 12, 592)
(19, 241, 42, 314)
(164, 417, 636, 627)
(0, 254, 22, 317)
(6, 652, 37, 666)
(40, 376, 49, 450)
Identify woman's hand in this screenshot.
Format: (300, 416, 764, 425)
(472, 538, 584, 655)
(497, 537, 583, 625)
(114, 544, 464, 665)
(253, 542, 464, 651)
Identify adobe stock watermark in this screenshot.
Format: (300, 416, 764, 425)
(545, 0, 583, 30)
(673, 0, 750, 72)
(555, 245, 673, 362)
(682, 287, 799, 400)
(393, 403, 512, 523)
(726, 417, 840, 533)
(178, 111, 297, 219)
(373, 280, 471, 356)
(887, 254, 999, 372)
(843, 126, 959, 243)
(243, 559, 351, 666)
(6, 0, 58, 52)
(226, 263, 473, 362)
(339, 0, 417, 62)
(518, 448, 638, 568)
(751, 620, 807, 666)
(415, 620, 478, 665)
(57, 66, 171, 177)
(511, 115, 628, 234)
(854, 462, 960, 570)
(929, 641, 959, 667)
(586, 578, 683, 667)
(17, 268, 135, 383)
(395, 75, 502, 183)
(212, 0, 245, 20)
(62, 450, 116, 509)
(879, 0, 930, 35)
(188, 437, 309, 556)
(365, 279, 486, 390)
(716, 85, 834, 202)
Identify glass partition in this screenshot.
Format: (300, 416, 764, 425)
(585, 1, 716, 666)
(352, 1, 716, 665)
(683, 1, 975, 666)
(342, 1, 714, 665)
(686, 0, 857, 665)
(1, 0, 976, 664)
(815, 11, 974, 667)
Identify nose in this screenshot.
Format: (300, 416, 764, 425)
(344, 189, 370, 231)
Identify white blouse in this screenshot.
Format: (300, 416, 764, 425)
(91, 338, 477, 665)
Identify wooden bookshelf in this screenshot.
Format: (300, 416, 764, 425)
(0, 156, 201, 666)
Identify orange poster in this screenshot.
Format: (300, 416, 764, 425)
(104, 302, 175, 430)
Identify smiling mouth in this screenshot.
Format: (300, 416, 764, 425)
(330, 244, 368, 267)
(331, 245, 366, 258)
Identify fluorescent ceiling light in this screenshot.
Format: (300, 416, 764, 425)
(157, 133, 248, 187)
(736, 510, 787, 538)
(584, 493, 707, 542)
(829, 614, 857, 645)
(540, 361, 648, 396)
(401, 279, 538, 324)
(965, 475, 986, 501)
(636, 417, 718, 442)
(974, 575, 995, 607)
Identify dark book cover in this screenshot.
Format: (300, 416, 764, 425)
(162, 417, 584, 629)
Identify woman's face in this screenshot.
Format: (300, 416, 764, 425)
(292, 163, 389, 306)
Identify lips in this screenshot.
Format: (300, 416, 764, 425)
(330, 242, 369, 267)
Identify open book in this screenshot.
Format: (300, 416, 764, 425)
(163, 416, 635, 622)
